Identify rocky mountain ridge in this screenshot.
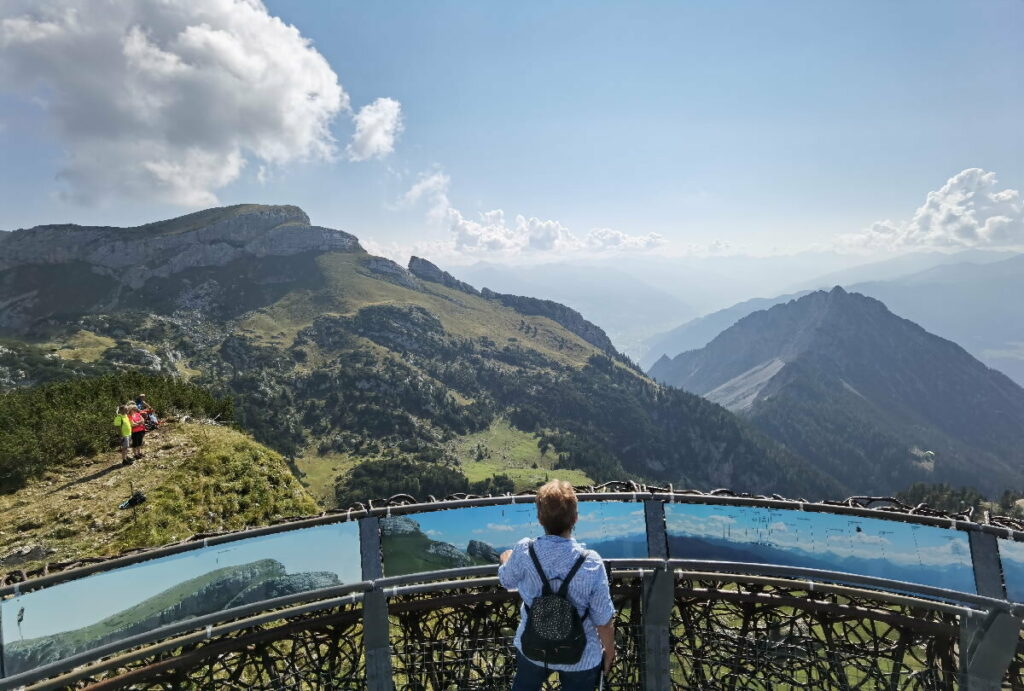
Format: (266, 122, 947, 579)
(1, 204, 841, 504)
(650, 287, 1024, 494)
(0, 205, 361, 287)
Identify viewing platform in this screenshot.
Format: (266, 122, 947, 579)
(1, 483, 1023, 690)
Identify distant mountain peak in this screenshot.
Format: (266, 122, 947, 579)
(651, 288, 1024, 495)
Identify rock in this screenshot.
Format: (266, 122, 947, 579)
(0, 205, 362, 291)
(380, 516, 421, 536)
(362, 257, 420, 290)
(225, 571, 341, 608)
(0, 544, 54, 568)
(426, 540, 473, 567)
(480, 288, 616, 353)
(408, 257, 480, 296)
(466, 539, 500, 564)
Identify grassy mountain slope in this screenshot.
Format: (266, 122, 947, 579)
(0, 205, 842, 506)
(0, 422, 318, 574)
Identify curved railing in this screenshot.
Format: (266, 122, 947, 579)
(2, 485, 1024, 689)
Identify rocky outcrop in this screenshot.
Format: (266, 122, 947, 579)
(480, 288, 616, 353)
(466, 539, 500, 564)
(426, 540, 473, 567)
(225, 571, 340, 608)
(408, 257, 480, 296)
(0, 205, 361, 290)
(380, 516, 421, 536)
(362, 257, 420, 290)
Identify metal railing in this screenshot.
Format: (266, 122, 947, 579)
(2, 486, 1024, 689)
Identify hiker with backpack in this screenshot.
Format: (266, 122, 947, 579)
(127, 402, 147, 461)
(113, 404, 133, 465)
(498, 480, 616, 690)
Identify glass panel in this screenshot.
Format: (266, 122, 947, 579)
(380, 501, 646, 577)
(1, 521, 361, 678)
(666, 503, 975, 593)
(998, 538, 1024, 602)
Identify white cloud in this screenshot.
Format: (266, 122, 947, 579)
(0, 0, 352, 205)
(586, 227, 664, 251)
(403, 170, 451, 223)
(841, 168, 1024, 251)
(398, 169, 664, 259)
(347, 96, 403, 162)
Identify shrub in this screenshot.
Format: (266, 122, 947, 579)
(0, 372, 233, 492)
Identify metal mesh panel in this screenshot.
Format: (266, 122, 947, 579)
(388, 579, 643, 690)
(62, 601, 365, 690)
(670, 578, 961, 690)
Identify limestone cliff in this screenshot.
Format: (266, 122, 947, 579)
(480, 288, 616, 354)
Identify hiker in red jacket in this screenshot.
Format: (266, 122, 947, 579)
(127, 403, 147, 461)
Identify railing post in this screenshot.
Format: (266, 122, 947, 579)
(643, 500, 672, 691)
(0, 603, 6, 679)
(959, 607, 1021, 691)
(969, 531, 1006, 599)
(360, 516, 393, 691)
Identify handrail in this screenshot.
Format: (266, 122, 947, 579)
(2, 583, 371, 691)
(6, 562, 992, 691)
(5, 490, 1024, 595)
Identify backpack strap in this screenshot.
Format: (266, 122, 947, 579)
(557, 553, 588, 598)
(528, 542, 553, 595)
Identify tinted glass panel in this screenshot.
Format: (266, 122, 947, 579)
(1, 521, 360, 678)
(380, 501, 646, 577)
(666, 503, 975, 593)
(998, 538, 1024, 602)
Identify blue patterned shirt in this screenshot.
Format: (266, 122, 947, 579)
(498, 534, 615, 672)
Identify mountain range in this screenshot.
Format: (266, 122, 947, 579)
(642, 252, 1024, 386)
(0, 204, 837, 502)
(649, 288, 1024, 495)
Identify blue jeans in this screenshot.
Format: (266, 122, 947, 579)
(511, 650, 602, 690)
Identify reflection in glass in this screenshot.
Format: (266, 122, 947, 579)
(999, 539, 1024, 602)
(380, 501, 647, 577)
(666, 504, 975, 594)
(1, 522, 360, 677)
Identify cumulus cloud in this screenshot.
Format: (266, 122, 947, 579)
(586, 227, 664, 251)
(841, 168, 1024, 251)
(0, 1, 399, 206)
(403, 170, 451, 223)
(401, 169, 664, 258)
(347, 97, 403, 162)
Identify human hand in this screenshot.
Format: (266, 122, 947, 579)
(499, 549, 513, 565)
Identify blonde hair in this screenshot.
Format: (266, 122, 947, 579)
(536, 480, 577, 535)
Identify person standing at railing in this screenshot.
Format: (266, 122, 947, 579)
(499, 479, 616, 690)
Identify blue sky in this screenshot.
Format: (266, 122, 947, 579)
(1, 1, 1022, 259)
(389, 501, 647, 558)
(666, 503, 974, 574)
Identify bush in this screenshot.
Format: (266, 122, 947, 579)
(335, 458, 471, 507)
(0, 372, 233, 492)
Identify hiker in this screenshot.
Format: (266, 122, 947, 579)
(135, 393, 158, 428)
(113, 404, 133, 465)
(127, 403, 147, 460)
(498, 480, 615, 690)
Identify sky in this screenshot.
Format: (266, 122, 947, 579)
(665, 503, 973, 570)
(391, 501, 647, 557)
(1, 0, 1023, 263)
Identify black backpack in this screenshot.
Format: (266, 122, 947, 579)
(521, 542, 589, 666)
